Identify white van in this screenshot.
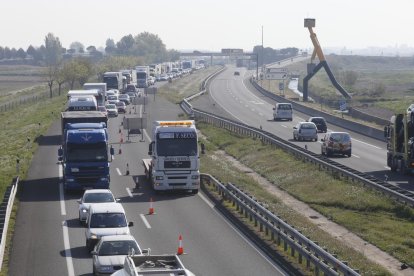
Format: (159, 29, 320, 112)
(67, 96, 98, 111)
(273, 103, 293, 121)
(85, 203, 133, 251)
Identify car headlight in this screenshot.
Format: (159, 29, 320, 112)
(81, 209, 88, 213)
(90, 234, 98, 239)
(100, 177, 108, 181)
(155, 176, 163, 180)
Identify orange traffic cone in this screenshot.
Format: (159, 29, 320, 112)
(177, 235, 184, 255)
(120, 132, 124, 143)
(149, 198, 154, 215)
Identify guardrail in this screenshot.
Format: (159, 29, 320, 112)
(201, 173, 360, 275)
(0, 177, 19, 271)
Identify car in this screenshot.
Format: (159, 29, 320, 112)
(118, 94, 130, 105)
(293, 122, 318, 141)
(148, 76, 155, 86)
(116, 101, 127, 113)
(308, 117, 327, 132)
(105, 104, 118, 117)
(126, 91, 137, 101)
(125, 84, 137, 93)
(77, 189, 118, 224)
(321, 132, 352, 157)
(92, 235, 142, 275)
(98, 106, 108, 118)
(107, 89, 119, 96)
(85, 203, 133, 252)
(273, 103, 293, 121)
(234, 71, 240, 76)
(159, 74, 169, 81)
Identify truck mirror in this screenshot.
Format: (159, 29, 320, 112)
(128, 222, 134, 227)
(148, 142, 153, 155)
(384, 126, 389, 138)
(58, 156, 63, 162)
(110, 146, 115, 156)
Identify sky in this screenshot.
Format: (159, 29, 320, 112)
(2, 0, 414, 53)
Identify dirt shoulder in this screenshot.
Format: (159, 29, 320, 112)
(211, 150, 413, 276)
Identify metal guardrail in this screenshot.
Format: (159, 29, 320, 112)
(0, 177, 19, 271)
(201, 173, 360, 276)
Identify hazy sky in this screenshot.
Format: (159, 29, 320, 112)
(2, 0, 413, 52)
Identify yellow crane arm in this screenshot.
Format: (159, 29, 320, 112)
(308, 27, 326, 62)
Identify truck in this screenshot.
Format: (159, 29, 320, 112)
(83, 83, 107, 105)
(111, 254, 195, 276)
(384, 113, 414, 174)
(142, 120, 200, 194)
(121, 69, 137, 86)
(58, 111, 113, 191)
(135, 66, 150, 88)
(103, 71, 124, 91)
(68, 89, 104, 107)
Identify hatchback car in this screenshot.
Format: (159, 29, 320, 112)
(293, 122, 318, 141)
(77, 189, 118, 224)
(308, 117, 327, 132)
(321, 132, 352, 157)
(92, 235, 142, 275)
(85, 203, 133, 252)
(116, 101, 127, 113)
(105, 104, 118, 117)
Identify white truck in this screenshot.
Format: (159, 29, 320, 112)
(83, 83, 107, 106)
(111, 254, 195, 276)
(142, 120, 200, 194)
(135, 66, 150, 88)
(103, 71, 124, 91)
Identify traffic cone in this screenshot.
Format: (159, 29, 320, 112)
(126, 163, 130, 175)
(149, 198, 154, 215)
(177, 235, 184, 255)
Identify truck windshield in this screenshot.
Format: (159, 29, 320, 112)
(157, 137, 197, 156)
(66, 142, 108, 162)
(136, 72, 147, 78)
(103, 77, 118, 89)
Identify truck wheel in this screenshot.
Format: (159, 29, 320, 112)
(390, 157, 397, 172)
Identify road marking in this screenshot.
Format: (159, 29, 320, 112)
(259, 113, 264, 116)
(144, 129, 151, 142)
(126, 187, 133, 198)
(352, 138, 382, 149)
(140, 214, 152, 229)
(281, 125, 287, 128)
(352, 154, 360, 158)
(198, 192, 215, 208)
(58, 165, 66, 216)
(62, 221, 75, 276)
(116, 168, 122, 176)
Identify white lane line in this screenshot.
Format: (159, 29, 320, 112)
(281, 125, 288, 128)
(116, 168, 122, 176)
(140, 214, 152, 229)
(198, 192, 215, 208)
(352, 154, 360, 158)
(144, 129, 152, 142)
(62, 221, 75, 276)
(259, 113, 264, 117)
(352, 138, 382, 149)
(58, 165, 66, 216)
(126, 188, 133, 198)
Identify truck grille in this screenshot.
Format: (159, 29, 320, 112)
(164, 161, 190, 169)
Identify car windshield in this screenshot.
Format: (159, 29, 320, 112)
(301, 123, 316, 129)
(330, 133, 350, 142)
(83, 193, 114, 203)
(278, 104, 292, 110)
(90, 213, 127, 228)
(108, 96, 117, 100)
(98, 240, 140, 256)
(106, 104, 116, 109)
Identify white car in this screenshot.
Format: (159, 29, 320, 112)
(85, 203, 133, 252)
(77, 189, 118, 224)
(92, 235, 142, 275)
(293, 122, 318, 141)
(105, 104, 118, 117)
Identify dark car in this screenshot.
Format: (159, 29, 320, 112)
(308, 117, 327, 132)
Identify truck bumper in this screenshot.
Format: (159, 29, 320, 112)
(152, 173, 200, 191)
(64, 178, 110, 191)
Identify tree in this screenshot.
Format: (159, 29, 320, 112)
(26, 45, 36, 58)
(4, 47, 12, 59)
(105, 38, 116, 54)
(0, 47, 4, 60)
(133, 32, 167, 63)
(17, 48, 26, 59)
(86, 45, 97, 52)
(44, 33, 63, 97)
(10, 48, 17, 59)
(69, 41, 85, 53)
(342, 70, 358, 87)
(116, 34, 135, 55)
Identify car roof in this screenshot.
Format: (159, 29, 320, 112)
(89, 203, 125, 213)
(100, 234, 137, 242)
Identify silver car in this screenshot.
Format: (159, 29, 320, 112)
(77, 189, 118, 224)
(293, 122, 318, 141)
(92, 235, 142, 275)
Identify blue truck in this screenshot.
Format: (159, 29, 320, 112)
(58, 111, 113, 192)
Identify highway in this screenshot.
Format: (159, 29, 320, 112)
(9, 80, 291, 275)
(191, 63, 413, 190)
